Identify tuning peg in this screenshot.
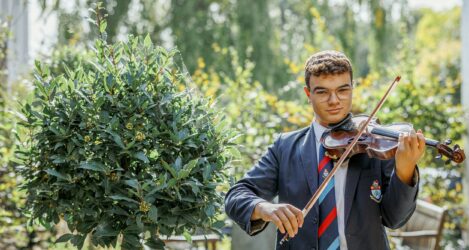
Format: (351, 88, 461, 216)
(445, 139, 452, 145)
(445, 159, 452, 165)
(435, 154, 442, 160)
(453, 144, 460, 150)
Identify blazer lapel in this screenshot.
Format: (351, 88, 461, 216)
(300, 125, 318, 196)
(344, 155, 362, 225)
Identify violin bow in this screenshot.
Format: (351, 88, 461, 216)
(279, 76, 401, 245)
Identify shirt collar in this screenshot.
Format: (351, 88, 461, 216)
(312, 120, 329, 143)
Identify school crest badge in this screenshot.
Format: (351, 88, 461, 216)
(370, 179, 382, 203)
(323, 169, 329, 179)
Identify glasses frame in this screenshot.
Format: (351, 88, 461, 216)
(308, 82, 354, 103)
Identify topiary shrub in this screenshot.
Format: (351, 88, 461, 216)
(16, 5, 236, 249)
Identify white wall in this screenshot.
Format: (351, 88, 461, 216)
(461, 0, 469, 246)
(0, 0, 29, 92)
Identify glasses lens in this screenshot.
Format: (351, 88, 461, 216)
(313, 86, 352, 102)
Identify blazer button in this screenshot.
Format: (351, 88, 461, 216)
(313, 217, 318, 224)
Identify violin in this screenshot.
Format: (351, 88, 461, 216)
(321, 113, 466, 164)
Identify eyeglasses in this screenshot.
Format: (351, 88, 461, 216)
(309, 84, 353, 103)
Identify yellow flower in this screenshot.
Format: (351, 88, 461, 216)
(136, 131, 146, 141)
(288, 62, 301, 74)
(197, 57, 206, 69)
(212, 43, 221, 52)
(109, 172, 118, 181)
(84, 135, 91, 142)
(126, 123, 134, 130)
(139, 201, 151, 213)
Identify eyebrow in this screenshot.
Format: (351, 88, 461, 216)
(311, 83, 352, 92)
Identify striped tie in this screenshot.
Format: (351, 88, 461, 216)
(317, 145, 340, 250)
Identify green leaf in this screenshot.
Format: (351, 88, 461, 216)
(45, 169, 71, 181)
(167, 178, 177, 188)
(94, 222, 118, 237)
(178, 169, 191, 180)
(109, 195, 139, 204)
(148, 205, 158, 223)
(55, 233, 73, 243)
(184, 159, 198, 172)
(79, 161, 106, 172)
(99, 21, 107, 33)
(227, 146, 242, 159)
(205, 204, 215, 217)
(161, 160, 177, 178)
(144, 34, 152, 48)
(51, 155, 67, 164)
(212, 220, 225, 229)
(70, 235, 86, 249)
(183, 230, 192, 244)
(203, 165, 212, 181)
(111, 133, 125, 149)
(187, 181, 200, 194)
(177, 158, 198, 180)
(122, 233, 141, 249)
(134, 151, 149, 163)
(124, 179, 139, 190)
(136, 214, 144, 230)
(174, 156, 182, 170)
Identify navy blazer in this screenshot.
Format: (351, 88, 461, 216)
(225, 124, 419, 250)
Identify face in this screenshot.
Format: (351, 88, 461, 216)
(303, 72, 353, 127)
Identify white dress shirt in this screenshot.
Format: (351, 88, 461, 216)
(313, 121, 349, 250)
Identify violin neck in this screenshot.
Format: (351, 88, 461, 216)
(370, 127, 439, 147)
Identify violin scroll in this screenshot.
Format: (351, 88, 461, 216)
(436, 142, 465, 164)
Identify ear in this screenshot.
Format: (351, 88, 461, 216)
(303, 86, 311, 98)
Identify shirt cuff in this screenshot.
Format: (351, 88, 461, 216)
(250, 219, 269, 235)
(411, 168, 419, 187)
(246, 198, 269, 236)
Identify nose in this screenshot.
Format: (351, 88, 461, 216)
(328, 91, 340, 105)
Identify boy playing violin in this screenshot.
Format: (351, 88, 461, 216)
(224, 50, 425, 250)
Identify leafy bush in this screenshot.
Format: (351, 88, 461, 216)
(16, 8, 236, 249)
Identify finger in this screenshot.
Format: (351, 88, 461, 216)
(276, 210, 295, 237)
(398, 132, 405, 151)
(417, 129, 426, 152)
(410, 130, 419, 152)
(271, 214, 285, 234)
(288, 204, 304, 228)
(404, 131, 412, 149)
(283, 207, 299, 234)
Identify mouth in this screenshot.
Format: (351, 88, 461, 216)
(326, 107, 342, 114)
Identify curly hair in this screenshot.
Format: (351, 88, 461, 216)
(304, 50, 353, 88)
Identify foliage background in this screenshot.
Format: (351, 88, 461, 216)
(1, 0, 467, 248)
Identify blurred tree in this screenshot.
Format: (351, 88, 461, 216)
(36, 0, 408, 96)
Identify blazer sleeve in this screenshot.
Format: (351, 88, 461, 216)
(224, 134, 282, 236)
(379, 159, 420, 229)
